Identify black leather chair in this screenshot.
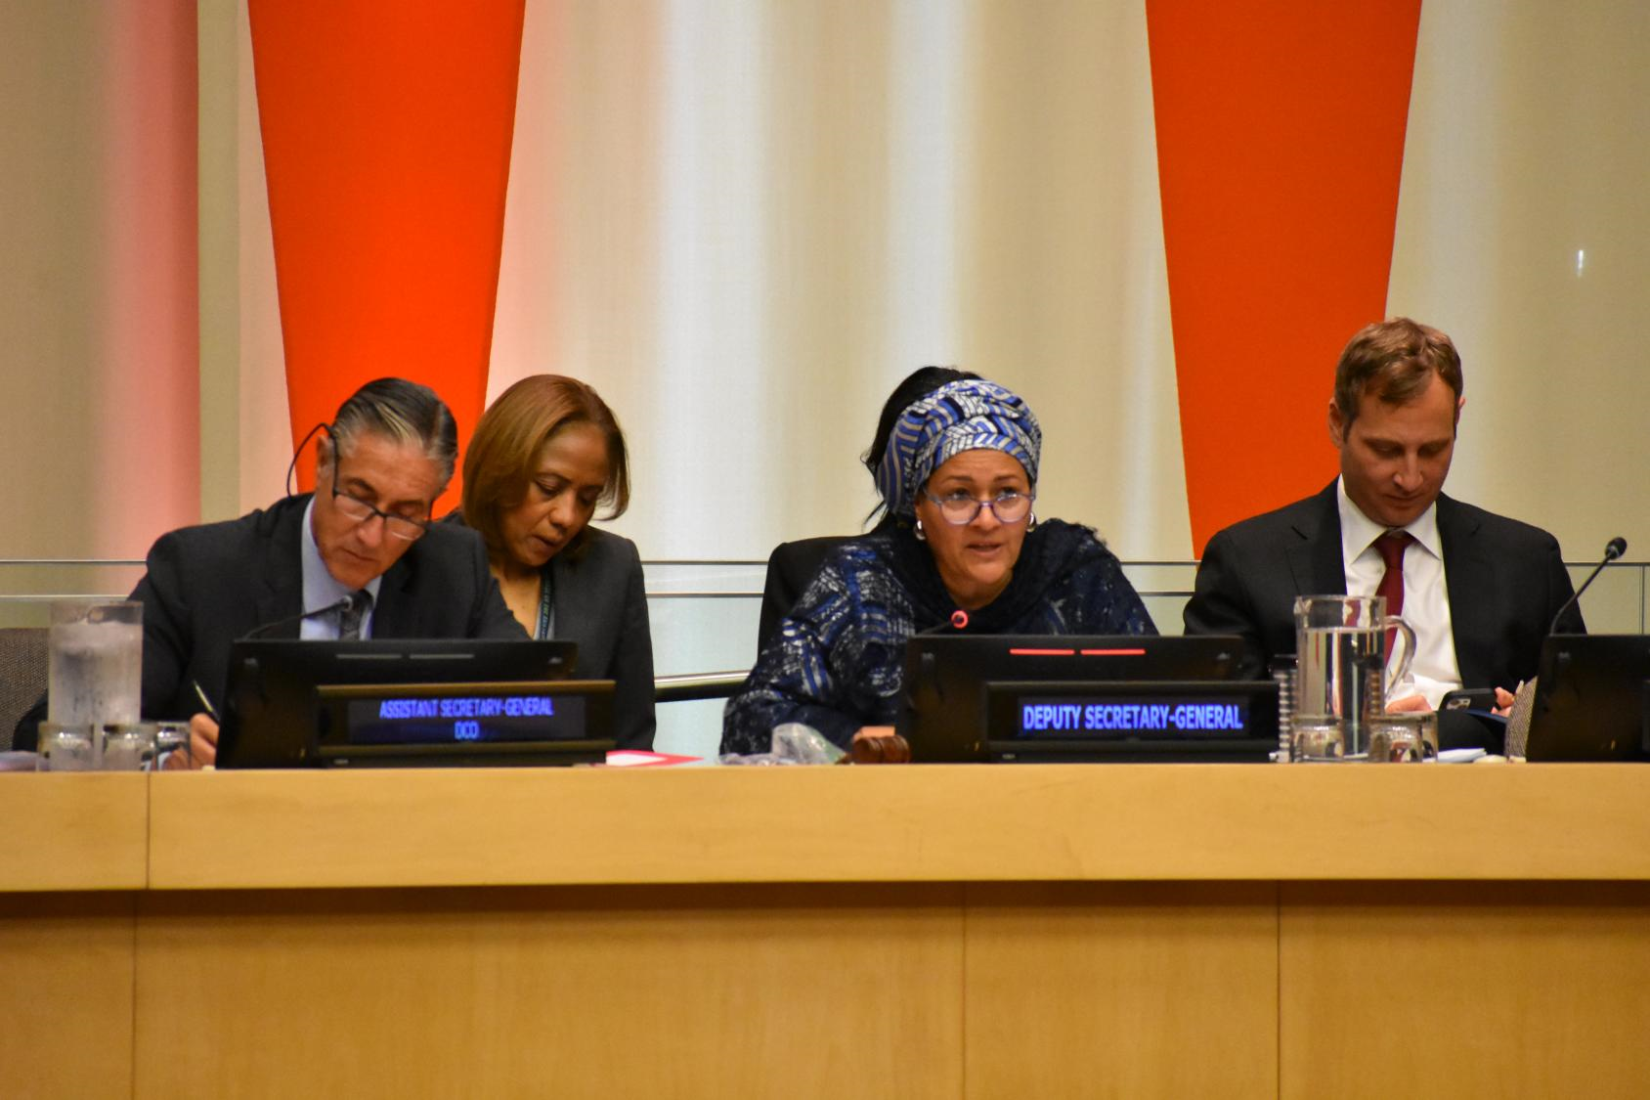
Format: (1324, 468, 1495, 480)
(0, 628, 48, 752)
(756, 536, 853, 657)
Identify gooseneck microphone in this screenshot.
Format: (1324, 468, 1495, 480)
(241, 590, 371, 640)
(916, 609, 970, 636)
(1548, 536, 1626, 635)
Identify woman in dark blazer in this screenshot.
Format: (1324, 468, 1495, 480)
(459, 375, 655, 749)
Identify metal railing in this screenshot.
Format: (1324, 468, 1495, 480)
(654, 671, 748, 703)
(4, 557, 1645, 636)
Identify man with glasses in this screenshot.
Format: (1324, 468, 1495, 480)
(15, 378, 524, 762)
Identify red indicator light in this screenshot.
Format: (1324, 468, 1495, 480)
(1008, 648, 1076, 656)
(1080, 648, 1147, 656)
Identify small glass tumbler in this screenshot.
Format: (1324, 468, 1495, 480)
(100, 723, 156, 771)
(1291, 717, 1346, 762)
(1367, 713, 1433, 763)
(37, 722, 99, 771)
(152, 721, 193, 771)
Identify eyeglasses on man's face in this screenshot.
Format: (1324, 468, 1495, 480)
(330, 471, 431, 542)
(923, 489, 1034, 526)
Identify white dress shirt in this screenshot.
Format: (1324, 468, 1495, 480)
(299, 497, 382, 640)
(1337, 478, 1462, 707)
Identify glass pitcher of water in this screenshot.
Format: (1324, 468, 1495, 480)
(1293, 595, 1415, 757)
(47, 600, 142, 728)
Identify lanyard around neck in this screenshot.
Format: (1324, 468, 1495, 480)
(536, 568, 556, 640)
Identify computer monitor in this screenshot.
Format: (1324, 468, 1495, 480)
(895, 634, 1274, 763)
(1526, 634, 1650, 762)
(217, 639, 604, 768)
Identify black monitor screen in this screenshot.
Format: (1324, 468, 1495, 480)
(1526, 635, 1650, 762)
(895, 634, 1249, 762)
(219, 639, 580, 768)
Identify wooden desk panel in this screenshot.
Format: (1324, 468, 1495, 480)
(135, 884, 965, 1100)
(5, 766, 1650, 1096)
(965, 883, 1279, 1099)
(0, 892, 136, 1100)
(147, 765, 1650, 889)
(1280, 882, 1650, 1099)
(1, 774, 148, 891)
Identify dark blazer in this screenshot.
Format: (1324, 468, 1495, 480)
(756, 535, 853, 656)
(14, 493, 524, 750)
(547, 527, 656, 750)
(1183, 482, 1581, 690)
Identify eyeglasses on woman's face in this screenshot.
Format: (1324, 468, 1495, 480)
(921, 488, 1034, 526)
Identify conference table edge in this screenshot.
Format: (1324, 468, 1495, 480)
(119, 762, 1650, 891)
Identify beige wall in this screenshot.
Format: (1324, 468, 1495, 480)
(197, 0, 290, 526)
(0, 1, 198, 561)
(1389, 0, 1650, 562)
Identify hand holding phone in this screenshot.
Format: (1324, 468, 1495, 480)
(1439, 688, 1498, 715)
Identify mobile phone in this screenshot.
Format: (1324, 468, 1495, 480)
(1439, 688, 1499, 714)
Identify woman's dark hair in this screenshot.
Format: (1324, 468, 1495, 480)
(862, 366, 980, 529)
(462, 374, 631, 562)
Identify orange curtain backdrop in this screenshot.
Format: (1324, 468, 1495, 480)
(1147, 0, 1423, 554)
(247, 0, 527, 512)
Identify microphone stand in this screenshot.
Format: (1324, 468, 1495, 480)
(1548, 537, 1626, 636)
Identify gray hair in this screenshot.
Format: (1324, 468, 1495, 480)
(322, 378, 460, 484)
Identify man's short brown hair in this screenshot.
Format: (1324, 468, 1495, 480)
(461, 374, 630, 560)
(1333, 317, 1463, 430)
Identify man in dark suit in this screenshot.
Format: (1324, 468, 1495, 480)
(15, 378, 524, 761)
(1184, 318, 1580, 710)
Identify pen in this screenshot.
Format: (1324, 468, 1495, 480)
(192, 679, 220, 721)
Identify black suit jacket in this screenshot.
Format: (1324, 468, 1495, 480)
(1183, 482, 1581, 690)
(548, 527, 656, 750)
(15, 494, 524, 750)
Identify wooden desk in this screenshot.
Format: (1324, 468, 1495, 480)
(5, 766, 1650, 1098)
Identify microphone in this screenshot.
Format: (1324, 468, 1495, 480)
(241, 591, 370, 640)
(915, 609, 971, 636)
(1548, 536, 1625, 635)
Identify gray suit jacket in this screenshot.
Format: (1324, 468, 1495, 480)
(1183, 482, 1582, 689)
(548, 527, 656, 750)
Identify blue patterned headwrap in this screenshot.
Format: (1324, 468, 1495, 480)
(875, 379, 1042, 518)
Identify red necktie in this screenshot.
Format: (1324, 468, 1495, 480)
(1374, 530, 1414, 653)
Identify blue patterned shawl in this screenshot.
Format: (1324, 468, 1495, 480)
(721, 518, 1156, 754)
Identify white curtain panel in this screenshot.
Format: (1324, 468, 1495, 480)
(487, 0, 1189, 562)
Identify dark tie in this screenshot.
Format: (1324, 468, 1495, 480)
(1374, 531, 1413, 653)
(337, 590, 372, 641)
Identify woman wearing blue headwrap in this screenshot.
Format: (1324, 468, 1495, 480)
(721, 377, 1155, 754)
